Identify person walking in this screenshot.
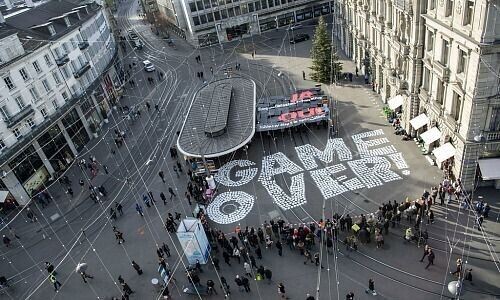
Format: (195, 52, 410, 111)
(241, 276, 251, 293)
(185, 192, 192, 205)
(3, 235, 11, 247)
(168, 187, 176, 199)
(48, 273, 62, 291)
(79, 270, 94, 283)
(302, 70, 306, 80)
(264, 267, 272, 284)
(135, 203, 144, 217)
(419, 245, 430, 262)
(278, 282, 287, 299)
(276, 240, 283, 256)
(234, 275, 243, 292)
(160, 192, 167, 205)
(223, 251, 232, 266)
(158, 171, 165, 183)
(207, 279, 217, 295)
(162, 243, 171, 257)
(233, 247, 241, 264)
(45, 262, 56, 275)
(346, 291, 355, 300)
(67, 187, 73, 197)
(132, 261, 143, 275)
(244, 262, 252, 277)
(115, 202, 123, 216)
(255, 247, 262, 259)
(450, 259, 463, 277)
(143, 194, 151, 208)
(221, 276, 231, 295)
(114, 229, 125, 244)
(212, 257, 220, 271)
(425, 248, 435, 269)
(366, 278, 377, 295)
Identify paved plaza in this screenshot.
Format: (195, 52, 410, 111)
(0, 2, 499, 300)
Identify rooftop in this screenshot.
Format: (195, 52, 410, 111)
(177, 77, 256, 158)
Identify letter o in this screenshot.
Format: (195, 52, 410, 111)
(207, 191, 254, 224)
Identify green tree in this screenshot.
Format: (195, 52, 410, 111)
(309, 16, 342, 83)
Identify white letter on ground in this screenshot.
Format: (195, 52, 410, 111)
(260, 173, 306, 210)
(347, 157, 402, 188)
(206, 191, 254, 224)
(214, 160, 258, 187)
(258, 152, 303, 181)
(351, 129, 397, 158)
(295, 138, 353, 170)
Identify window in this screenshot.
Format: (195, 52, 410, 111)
(52, 71, 62, 85)
(214, 11, 221, 20)
(0, 139, 5, 150)
(44, 54, 53, 67)
(33, 60, 42, 73)
(189, 2, 197, 12)
(61, 91, 69, 101)
(445, 0, 453, 17)
(29, 87, 40, 102)
(70, 38, 77, 49)
(62, 43, 69, 53)
(489, 107, 500, 131)
(268, 0, 274, 8)
(457, 49, 467, 73)
(200, 14, 207, 24)
(61, 66, 70, 79)
(15, 96, 26, 109)
(0, 106, 10, 120)
(48, 25, 56, 36)
(221, 8, 228, 19)
(203, 0, 211, 9)
(451, 92, 462, 121)
(228, 7, 235, 17)
(52, 99, 59, 110)
(441, 39, 450, 66)
(248, 2, 254, 12)
(3, 76, 15, 90)
(436, 79, 444, 104)
(26, 118, 35, 128)
(234, 6, 241, 16)
(207, 12, 214, 22)
(261, 0, 267, 9)
(430, 0, 435, 9)
(19, 68, 30, 81)
(42, 79, 52, 92)
(40, 107, 48, 117)
(422, 67, 431, 90)
(255, 1, 261, 10)
(464, 0, 473, 25)
(196, 0, 202, 10)
(13, 128, 22, 138)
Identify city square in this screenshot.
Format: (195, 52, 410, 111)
(0, 0, 499, 299)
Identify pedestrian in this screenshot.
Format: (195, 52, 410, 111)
(26, 208, 37, 222)
(148, 191, 156, 203)
(45, 262, 56, 275)
(420, 245, 430, 262)
(67, 187, 73, 197)
(79, 179, 84, 187)
(212, 257, 220, 271)
(48, 273, 62, 291)
(366, 278, 376, 295)
(306, 294, 315, 300)
(425, 248, 435, 269)
(234, 275, 243, 292)
(276, 240, 283, 256)
(157, 247, 164, 258)
(162, 242, 171, 257)
(255, 247, 262, 259)
(2, 235, 11, 247)
(195, 259, 203, 273)
(168, 187, 176, 199)
(143, 194, 151, 207)
(79, 270, 94, 283)
(197, 71, 200, 78)
(155, 103, 159, 112)
(314, 252, 324, 268)
(210, 66, 213, 74)
(346, 291, 355, 300)
(160, 192, 167, 205)
(146, 101, 151, 111)
(249, 254, 257, 268)
(135, 203, 144, 216)
(207, 279, 217, 295)
(201, 71, 204, 78)
(241, 276, 251, 292)
(221, 276, 231, 295)
(115, 202, 123, 216)
(464, 268, 472, 282)
(278, 282, 287, 298)
(122, 282, 134, 295)
(264, 268, 272, 283)
(115, 230, 125, 244)
(131, 261, 143, 275)
(355, 66, 359, 77)
(233, 247, 241, 264)
(103, 165, 109, 174)
(158, 171, 165, 183)
(223, 251, 231, 266)
(450, 258, 463, 277)
(302, 70, 306, 80)
(110, 207, 117, 221)
(243, 262, 252, 276)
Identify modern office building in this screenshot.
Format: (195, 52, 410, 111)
(331, 0, 500, 189)
(0, 0, 122, 205)
(157, 0, 333, 47)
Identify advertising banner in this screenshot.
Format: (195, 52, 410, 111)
(176, 218, 211, 264)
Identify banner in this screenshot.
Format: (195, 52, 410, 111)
(176, 218, 211, 264)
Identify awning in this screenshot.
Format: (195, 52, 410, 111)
(410, 113, 429, 130)
(432, 142, 456, 165)
(388, 95, 404, 110)
(0, 191, 8, 203)
(420, 127, 441, 144)
(478, 158, 500, 180)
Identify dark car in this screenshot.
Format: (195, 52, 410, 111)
(290, 33, 310, 44)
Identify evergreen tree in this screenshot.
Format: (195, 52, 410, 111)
(309, 16, 342, 83)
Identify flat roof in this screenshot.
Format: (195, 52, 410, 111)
(177, 77, 256, 158)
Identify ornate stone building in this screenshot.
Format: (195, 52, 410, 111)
(332, 0, 500, 189)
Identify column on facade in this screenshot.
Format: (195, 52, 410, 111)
(386, 0, 392, 28)
(0, 165, 30, 206)
(57, 121, 79, 157)
(32, 141, 56, 176)
(75, 104, 93, 139)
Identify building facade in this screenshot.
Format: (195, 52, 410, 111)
(0, 0, 121, 205)
(160, 0, 333, 47)
(332, 0, 500, 189)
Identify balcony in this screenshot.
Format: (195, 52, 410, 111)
(78, 41, 90, 50)
(485, 131, 500, 141)
(434, 61, 450, 81)
(6, 105, 35, 129)
(56, 54, 69, 66)
(73, 62, 91, 78)
(394, 0, 412, 12)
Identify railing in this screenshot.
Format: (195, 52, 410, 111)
(6, 105, 35, 128)
(73, 62, 91, 78)
(485, 131, 500, 141)
(55, 54, 69, 66)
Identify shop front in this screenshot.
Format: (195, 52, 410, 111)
(259, 17, 277, 32)
(8, 145, 50, 197)
(62, 109, 90, 152)
(226, 23, 249, 41)
(198, 32, 219, 47)
(277, 12, 295, 27)
(296, 7, 313, 22)
(37, 124, 75, 174)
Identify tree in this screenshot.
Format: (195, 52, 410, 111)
(309, 16, 342, 84)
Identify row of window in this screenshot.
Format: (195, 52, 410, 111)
(2, 55, 54, 91)
(424, 30, 468, 73)
(427, 0, 474, 26)
(189, 0, 302, 13)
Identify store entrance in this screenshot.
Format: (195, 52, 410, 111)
(226, 23, 249, 41)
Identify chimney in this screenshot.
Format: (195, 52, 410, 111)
(25, 0, 34, 8)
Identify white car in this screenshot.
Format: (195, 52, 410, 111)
(289, 23, 303, 31)
(143, 60, 155, 72)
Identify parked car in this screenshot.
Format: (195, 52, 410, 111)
(143, 60, 155, 72)
(289, 33, 310, 44)
(132, 39, 143, 50)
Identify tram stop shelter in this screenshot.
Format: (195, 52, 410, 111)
(177, 77, 256, 158)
